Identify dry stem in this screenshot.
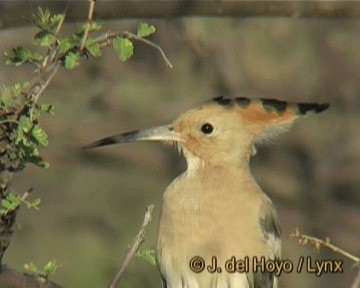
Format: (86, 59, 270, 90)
(289, 228, 359, 264)
(108, 204, 155, 288)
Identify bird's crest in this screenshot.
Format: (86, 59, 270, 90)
(212, 96, 329, 143)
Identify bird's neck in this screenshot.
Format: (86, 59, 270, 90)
(183, 149, 252, 179)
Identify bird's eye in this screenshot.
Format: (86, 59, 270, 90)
(201, 123, 214, 135)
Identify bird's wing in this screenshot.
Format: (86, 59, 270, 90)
(253, 199, 282, 288)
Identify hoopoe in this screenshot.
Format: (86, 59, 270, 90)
(84, 96, 329, 288)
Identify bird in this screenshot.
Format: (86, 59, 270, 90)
(83, 96, 329, 288)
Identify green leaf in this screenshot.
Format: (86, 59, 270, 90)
(32, 7, 51, 30)
(113, 37, 134, 62)
(8, 151, 16, 160)
(31, 125, 49, 147)
(136, 249, 156, 266)
(65, 52, 80, 70)
(33, 147, 40, 156)
(137, 23, 156, 37)
(50, 14, 63, 26)
(24, 262, 39, 275)
(4, 47, 42, 66)
(15, 129, 24, 145)
(72, 33, 83, 44)
(12, 82, 28, 96)
(44, 260, 57, 276)
(82, 22, 102, 32)
(31, 108, 41, 120)
(31, 8, 61, 31)
(31, 156, 49, 169)
(85, 39, 101, 58)
(7, 193, 19, 202)
(32, 198, 42, 207)
(19, 116, 32, 133)
(88, 44, 101, 57)
(57, 38, 72, 53)
(1, 199, 10, 209)
(34, 31, 56, 47)
(9, 202, 18, 210)
(39, 103, 55, 115)
(39, 161, 49, 169)
(12, 83, 22, 93)
(26, 197, 42, 210)
(0, 194, 20, 212)
(22, 136, 32, 148)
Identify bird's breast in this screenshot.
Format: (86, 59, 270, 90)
(157, 168, 271, 287)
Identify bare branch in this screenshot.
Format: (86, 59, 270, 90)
(108, 204, 155, 288)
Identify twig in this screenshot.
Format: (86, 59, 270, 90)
(124, 31, 173, 69)
(19, 187, 40, 211)
(41, 14, 66, 72)
(49, 14, 66, 65)
(92, 31, 118, 47)
(0, 119, 19, 125)
(28, 61, 61, 122)
(289, 228, 360, 263)
(108, 204, 154, 288)
(80, 0, 96, 51)
(30, 61, 62, 104)
(20, 187, 33, 202)
(92, 31, 173, 69)
(55, 14, 66, 36)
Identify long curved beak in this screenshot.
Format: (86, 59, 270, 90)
(82, 124, 180, 150)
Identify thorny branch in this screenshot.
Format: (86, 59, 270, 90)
(108, 205, 154, 288)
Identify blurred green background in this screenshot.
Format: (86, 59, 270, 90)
(0, 3, 359, 288)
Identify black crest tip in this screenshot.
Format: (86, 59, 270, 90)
(298, 103, 330, 115)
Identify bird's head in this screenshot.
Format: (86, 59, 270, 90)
(83, 96, 329, 170)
